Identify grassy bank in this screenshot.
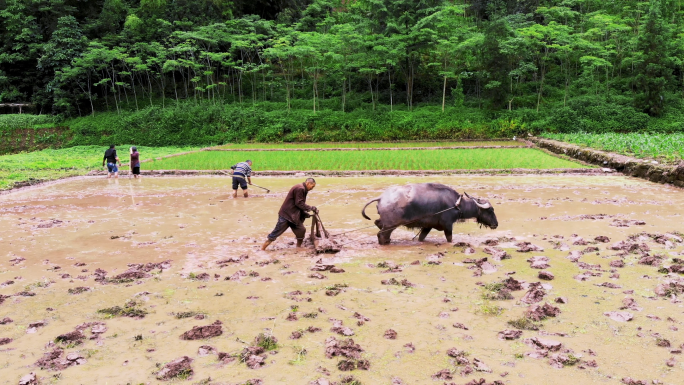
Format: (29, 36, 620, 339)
(541, 133, 684, 164)
(147, 148, 584, 171)
(0, 145, 199, 190)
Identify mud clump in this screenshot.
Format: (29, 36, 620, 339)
(0, 337, 12, 345)
(610, 259, 625, 268)
(527, 256, 550, 269)
(604, 311, 634, 322)
(35, 348, 86, 371)
(18, 372, 37, 385)
(384, 329, 397, 339)
(325, 337, 364, 360)
(638, 255, 663, 266)
(594, 236, 610, 243)
(217, 255, 248, 267)
(620, 297, 643, 311)
(516, 242, 543, 252)
(482, 282, 513, 300)
(548, 353, 581, 368)
(54, 330, 86, 346)
(498, 330, 522, 340)
(655, 279, 684, 297)
(611, 241, 649, 254)
(97, 301, 147, 319)
(521, 282, 547, 304)
(526, 303, 561, 321)
(180, 320, 223, 340)
(621, 378, 647, 385)
(431, 369, 453, 380)
(330, 319, 354, 336)
(526, 337, 562, 352)
(381, 278, 415, 288)
(239, 333, 278, 369)
(0, 317, 13, 324)
(290, 330, 303, 339)
(156, 356, 193, 380)
(538, 271, 555, 280)
(67, 286, 90, 295)
(308, 272, 327, 279)
(507, 317, 542, 331)
(503, 277, 523, 291)
(337, 358, 370, 371)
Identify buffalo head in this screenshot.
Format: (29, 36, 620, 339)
(455, 192, 498, 229)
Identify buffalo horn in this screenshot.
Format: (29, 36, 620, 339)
(455, 195, 462, 208)
(464, 191, 491, 209)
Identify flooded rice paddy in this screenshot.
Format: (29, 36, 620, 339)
(0, 175, 683, 385)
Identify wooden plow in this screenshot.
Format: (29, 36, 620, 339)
(310, 213, 341, 254)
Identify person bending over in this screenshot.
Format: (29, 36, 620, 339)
(262, 178, 318, 250)
(130, 146, 141, 179)
(231, 159, 252, 198)
(103, 145, 121, 179)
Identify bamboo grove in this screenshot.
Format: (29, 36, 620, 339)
(2, 0, 684, 133)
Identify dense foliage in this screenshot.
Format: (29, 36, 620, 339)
(3, 0, 684, 140)
(542, 132, 684, 162)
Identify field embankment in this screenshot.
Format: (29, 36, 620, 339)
(541, 132, 684, 164)
(531, 137, 684, 187)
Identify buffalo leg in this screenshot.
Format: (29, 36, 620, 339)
(418, 227, 432, 241)
(444, 223, 453, 243)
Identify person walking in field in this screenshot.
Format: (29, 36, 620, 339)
(231, 159, 253, 198)
(103, 145, 122, 179)
(130, 146, 141, 179)
(262, 178, 318, 250)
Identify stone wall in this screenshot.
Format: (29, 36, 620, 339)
(530, 137, 684, 187)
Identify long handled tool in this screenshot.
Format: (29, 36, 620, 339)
(219, 170, 271, 193)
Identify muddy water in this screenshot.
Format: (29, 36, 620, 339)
(0, 175, 683, 385)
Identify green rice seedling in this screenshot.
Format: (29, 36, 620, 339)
(254, 333, 278, 351)
(477, 302, 505, 316)
(214, 140, 524, 149)
(148, 148, 584, 171)
(507, 316, 542, 330)
(542, 132, 684, 163)
(482, 282, 513, 300)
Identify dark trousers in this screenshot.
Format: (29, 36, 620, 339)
(267, 216, 306, 241)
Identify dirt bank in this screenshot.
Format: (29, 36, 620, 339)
(530, 137, 684, 187)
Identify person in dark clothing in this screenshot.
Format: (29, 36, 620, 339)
(102, 145, 122, 178)
(130, 146, 141, 179)
(262, 178, 318, 250)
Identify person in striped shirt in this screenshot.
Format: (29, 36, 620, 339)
(231, 160, 253, 198)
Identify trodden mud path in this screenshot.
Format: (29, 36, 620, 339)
(0, 176, 683, 385)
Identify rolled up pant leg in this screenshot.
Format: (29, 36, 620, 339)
(267, 216, 306, 241)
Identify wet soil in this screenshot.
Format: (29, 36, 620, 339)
(1, 175, 683, 384)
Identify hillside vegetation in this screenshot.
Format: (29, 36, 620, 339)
(1, 0, 684, 145)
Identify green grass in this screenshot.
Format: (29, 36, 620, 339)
(213, 140, 524, 149)
(541, 132, 684, 163)
(148, 148, 584, 170)
(0, 145, 199, 190)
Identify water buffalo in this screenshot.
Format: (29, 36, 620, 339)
(361, 183, 498, 245)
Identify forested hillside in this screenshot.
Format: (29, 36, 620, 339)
(2, 0, 684, 144)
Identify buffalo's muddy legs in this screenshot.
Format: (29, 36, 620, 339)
(418, 228, 432, 241)
(444, 223, 453, 243)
